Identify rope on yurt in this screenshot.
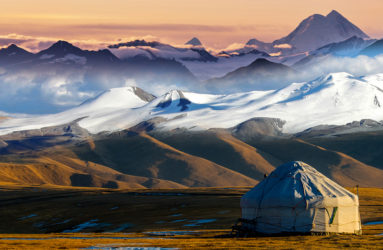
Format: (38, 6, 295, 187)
(355, 184, 362, 232)
(329, 207, 338, 224)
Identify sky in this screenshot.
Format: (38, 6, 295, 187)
(0, 0, 382, 51)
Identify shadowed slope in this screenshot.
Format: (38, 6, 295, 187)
(307, 131, 383, 171)
(1, 130, 383, 188)
(207, 58, 296, 91)
(245, 138, 383, 187)
(154, 131, 280, 180)
(73, 132, 257, 187)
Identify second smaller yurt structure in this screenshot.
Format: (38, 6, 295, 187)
(239, 161, 361, 235)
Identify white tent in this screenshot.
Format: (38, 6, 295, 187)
(240, 161, 362, 235)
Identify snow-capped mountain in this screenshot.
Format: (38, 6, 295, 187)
(274, 10, 369, 52)
(2, 72, 383, 136)
(0, 86, 154, 135)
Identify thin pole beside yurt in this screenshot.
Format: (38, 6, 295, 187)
(239, 161, 362, 235)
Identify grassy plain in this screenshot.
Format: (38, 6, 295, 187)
(0, 186, 381, 249)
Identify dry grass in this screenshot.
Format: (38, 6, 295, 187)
(0, 231, 382, 249)
(0, 186, 381, 249)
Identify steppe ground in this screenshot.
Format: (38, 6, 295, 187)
(0, 185, 382, 249)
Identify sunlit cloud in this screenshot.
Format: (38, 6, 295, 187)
(274, 43, 292, 49)
(269, 52, 282, 56)
(222, 43, 247, 51)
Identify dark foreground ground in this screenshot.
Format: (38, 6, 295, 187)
(0, 185, 382, 249)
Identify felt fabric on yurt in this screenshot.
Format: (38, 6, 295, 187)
(240, 161, 362, 235)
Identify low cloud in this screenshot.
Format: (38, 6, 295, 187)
(222, 43, 246, 51)
(0, 34, 56, 52)
(274, 43, 292, 49)
(297, 55, 383, 80)
(269, 52, 282, 56)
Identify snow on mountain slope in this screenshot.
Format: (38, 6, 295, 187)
(79, 87, 153, 110)
(155, 73, 383, 133)
(0, 87, 151, 135)
(1, 72, 383, 135)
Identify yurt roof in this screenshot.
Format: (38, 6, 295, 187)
(241, 161, 358, 209)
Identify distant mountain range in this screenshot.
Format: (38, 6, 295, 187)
(207, 58, 297, 91)
(0, 41, 196, 113)
(108, 39, 217, 62)
(1, 10, 383, 114)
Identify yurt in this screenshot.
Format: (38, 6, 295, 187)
(240, 161, 362, 235)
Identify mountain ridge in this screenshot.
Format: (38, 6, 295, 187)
(2, 72, 383, 136)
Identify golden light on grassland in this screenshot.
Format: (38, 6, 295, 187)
(0, 0, 382, 49)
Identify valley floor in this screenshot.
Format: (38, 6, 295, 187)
(0, 186, 382, 249)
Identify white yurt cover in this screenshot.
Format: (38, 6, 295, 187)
(240, 161, 361, 234)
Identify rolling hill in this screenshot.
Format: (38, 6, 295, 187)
(1, 127, 383, 188)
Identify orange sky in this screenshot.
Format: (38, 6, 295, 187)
(0, 0, 382, 50)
